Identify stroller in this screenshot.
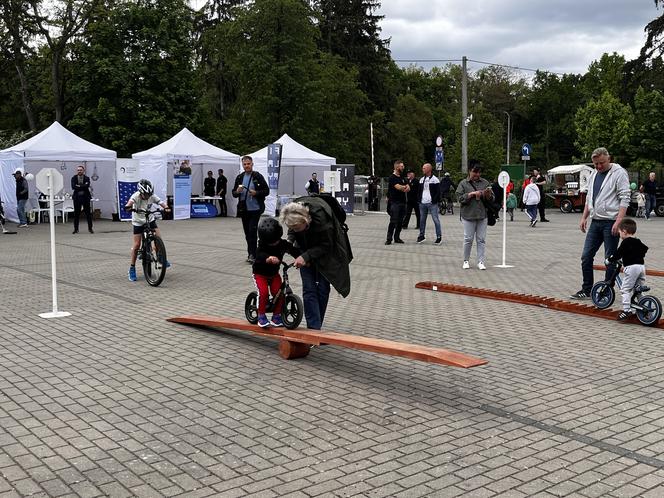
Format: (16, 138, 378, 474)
(0, 196, 17, 234)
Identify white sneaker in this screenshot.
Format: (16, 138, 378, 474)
(462, 261, 470, 269)
(478, 262, 487, 270)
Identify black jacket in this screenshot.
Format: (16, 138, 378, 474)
(216, 175, 227, 196)
(417, 175, 442, 204)
(253, 239, 296, 277)
(232, 170, 270, 214)
(15, 177, 29, 201)
(71, 174, 92, 200)
(406, 177, 419, 204)
(203, 177, 216, 196)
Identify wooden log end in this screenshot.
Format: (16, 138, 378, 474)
(278, 340, 311, 360)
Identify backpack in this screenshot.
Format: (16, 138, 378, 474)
(301, 193, 353, 262)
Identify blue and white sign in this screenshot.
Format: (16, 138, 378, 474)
(173, 174, 192, 220)
(521, 143, 532, 160)
(267, 143, 282, 190)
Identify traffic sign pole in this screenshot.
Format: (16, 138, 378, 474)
(494, 171, 514, 269)
(37, 168, 71, 319)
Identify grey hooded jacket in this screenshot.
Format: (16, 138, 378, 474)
(585, 163, 630, 220)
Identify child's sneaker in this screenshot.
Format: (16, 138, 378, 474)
(165, 260, 171, 268)
(257, 314, 270, 328)
(128, 266, 137, 282)
(617, 309, 636, 321)
(270, 315, 284, 327)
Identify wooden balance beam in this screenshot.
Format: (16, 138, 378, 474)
(166, 315, 488, 368)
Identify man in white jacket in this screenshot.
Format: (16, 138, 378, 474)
(522, 175, 541, 227)
(570, 147, 631, 300)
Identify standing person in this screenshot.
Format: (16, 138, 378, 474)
(305, 173, 320, 194)
(533, 168, 549, 222)
(385, 159, 409, 245)
(641, 171, 658, 220)
(570, 147, 630, 300)
(232, 156, 270, 263)
(216, 169, 228, 217)
(506, 189, 517, 221)
(402, 170, 420, 229)
(279, 197, 351, 330)
(13, 168, 29, 228)
(456, 161, 494, 270)
(203, 170, 216, 202)
(440, 172, 456, 213)
(522, 175, 541, 227)
(606, 218, 649, 320)
(417, 163, 442, 245)
(71, 165, 94, 234)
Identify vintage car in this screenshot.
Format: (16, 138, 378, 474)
(546, 164, 594, 213)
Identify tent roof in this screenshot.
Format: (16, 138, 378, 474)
(547, 164, 593, 175)
(0, 121, 116, 161)
(248, 134, 336, 167)
(132, 127, 240, 164)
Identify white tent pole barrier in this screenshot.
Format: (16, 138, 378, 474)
(370, 122, 375, 177)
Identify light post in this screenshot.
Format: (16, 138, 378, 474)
(503, 111, 512, 165)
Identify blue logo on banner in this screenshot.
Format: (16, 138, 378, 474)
(119, 181, 138, 220)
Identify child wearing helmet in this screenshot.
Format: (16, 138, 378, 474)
(253, 217, 297, 327)
(124, 179, 170, 282)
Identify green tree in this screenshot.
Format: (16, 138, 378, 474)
(632, 86, 664, 163)
(69, 0, 198, 155)
(574, 90, 634, 160)
(384, 94, 435, 171)
(582, 52, 626, 100)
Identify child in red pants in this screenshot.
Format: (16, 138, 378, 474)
(253, 217, 296, 327)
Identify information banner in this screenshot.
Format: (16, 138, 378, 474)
(267, 143, 282, 190)
(173, 174, 192, 220)
(332, 165, 355, 214)
(117, 159, 140, 221)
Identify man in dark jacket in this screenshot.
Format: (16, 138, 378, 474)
(216, 169, 227, 217)
(402, 170, 420, 229)
(232, 156, 270, 263)
(71, 165, 94, 234)
(203, 170, 216, 202)
(417, 163, 442, 245)
(280, 196, 351, 330)
(13, 169, 29, 228)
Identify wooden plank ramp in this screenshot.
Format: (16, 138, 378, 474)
(166, 315, 488, 368)
(593, 264, 664, 277)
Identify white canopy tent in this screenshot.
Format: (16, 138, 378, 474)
(246, 133, 336, 215)
(132, 128, 240, 214)
(0, 121, 117, 222)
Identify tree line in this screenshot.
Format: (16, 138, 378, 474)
(1, 0, 663, 181)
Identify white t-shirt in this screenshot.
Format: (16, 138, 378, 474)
(129, 192, 163, 226)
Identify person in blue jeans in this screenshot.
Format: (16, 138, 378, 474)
(570, 147, 631, 300)
(13, 168, 29, 228)
(280, 197, 351, 330)
(417, 163, 442, 245)
(641, 171, 658, 220)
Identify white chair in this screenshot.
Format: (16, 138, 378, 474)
(28, 197, 50, 224)
(56, 199, 75, 224)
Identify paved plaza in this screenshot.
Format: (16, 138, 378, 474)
(2, 208, 664, 497)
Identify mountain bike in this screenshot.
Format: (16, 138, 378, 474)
(439, 194, 454, 215)
(591, 260, 662, 326)
(134, 208, 168, 287)
(245, 262, 303, 329)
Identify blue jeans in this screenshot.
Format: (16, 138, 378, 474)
(300, 266, 331, 330)
(419, 203, 441, 238)
(16, 199, 27, 225)
(645, 193, 657, 219)
(581, 219, 619, 293)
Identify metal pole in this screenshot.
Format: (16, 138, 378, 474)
(503, 111, 511, 165)
(461, 56, 468, 174)
(370, 122, 375, 177)
(501, 186, 507, 266)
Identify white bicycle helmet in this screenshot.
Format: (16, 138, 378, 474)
(138, 179, 154, 196)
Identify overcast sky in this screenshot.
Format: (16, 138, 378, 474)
(378, 0, 660, 75)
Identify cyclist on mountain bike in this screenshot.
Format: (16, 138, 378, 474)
(125, 179, 170, 282)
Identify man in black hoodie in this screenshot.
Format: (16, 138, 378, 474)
(13, 169, 29, 228)
(402, 169, 420, 229)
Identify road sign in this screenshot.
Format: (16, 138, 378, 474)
(435, 135, 443, 147)
(36, 168, 64, 195)
(498, 171, 510, 188)
(521, 143, 532, 156)
(435, 147, 444, 170)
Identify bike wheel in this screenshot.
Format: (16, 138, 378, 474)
(245, 292, 259, 324)
(439, 200, 447, 215)
(591, 281, 615, 309)
(636, 295, 662, 326)
(143, 236, 167, 287)
(282, 294, 303, 329)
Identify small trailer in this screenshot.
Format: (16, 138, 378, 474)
(546, 164, 594, 213)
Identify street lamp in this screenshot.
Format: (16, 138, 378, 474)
(503, 111, 512, 165)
